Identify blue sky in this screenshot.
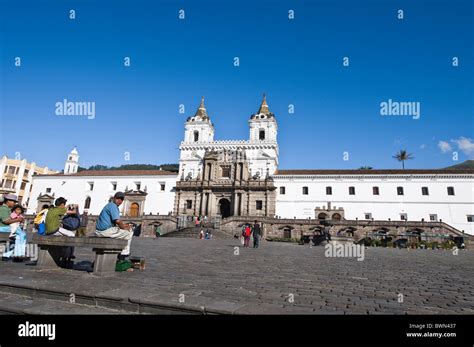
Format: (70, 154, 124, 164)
(0, 0, 473, 171)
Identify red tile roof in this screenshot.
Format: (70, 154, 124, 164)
(37, 170, 178, 177)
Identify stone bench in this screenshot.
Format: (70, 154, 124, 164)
(31, 234, 128, 275)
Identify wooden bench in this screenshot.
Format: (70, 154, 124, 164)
(31, 234, 128, 275)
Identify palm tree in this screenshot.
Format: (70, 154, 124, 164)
(393, 150, 414, 169)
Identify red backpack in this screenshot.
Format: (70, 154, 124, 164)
(245, 226, 251, 237)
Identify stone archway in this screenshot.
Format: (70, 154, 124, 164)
(318, 213, 328, 220)
(219, 198, 231, 218)
(332, 213, 342, 221)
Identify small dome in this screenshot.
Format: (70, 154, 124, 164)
(187, 96, 212, 124)
(249, 94, 275, 120)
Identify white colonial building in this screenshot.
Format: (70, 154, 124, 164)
(27, 148, 178, 217)
(27, 96, 474, 235)
(274, 169, 474, 235)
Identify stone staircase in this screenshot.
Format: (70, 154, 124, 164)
(163, 227, 233, 239)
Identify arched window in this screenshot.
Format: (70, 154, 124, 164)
(84, 196, 91, 209)
(259, 129, 265, 140)
(318, 213, 328, 220)
(332, 213, 342, 220)
(193, 131, 199, 142)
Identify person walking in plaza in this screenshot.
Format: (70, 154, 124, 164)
(242, 224, 252, 247)
(95, 192, 133, 260)
(252, 220, 262, 248)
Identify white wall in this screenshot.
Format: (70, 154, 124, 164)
(28, 174, 178, 216)
(274, 175, 474, 235)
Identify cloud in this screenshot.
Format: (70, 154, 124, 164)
(419, 144, 426, 149)
(438, 141, 452, 153)
(451, 137, 474, 157)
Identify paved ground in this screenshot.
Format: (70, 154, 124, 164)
(0, 237, 473, 314)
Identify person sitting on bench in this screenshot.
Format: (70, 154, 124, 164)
(95, 192, 133, 260)
(45, 197, 79, 237)
(44, 197, 79, 264)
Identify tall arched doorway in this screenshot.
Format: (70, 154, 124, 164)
(332, 213, 342, 221)
(318, 213, 328, 220)
(219, 198, 231, 218)
(129, 202, 140, 217)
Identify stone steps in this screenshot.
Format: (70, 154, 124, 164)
(163, 228, 233, 239)
(0, 291, 132, 315)
(0, 283, 216, 315)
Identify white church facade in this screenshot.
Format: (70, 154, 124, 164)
(26, 96, 474, 235)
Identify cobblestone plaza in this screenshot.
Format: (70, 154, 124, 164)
(0, 238, 472, 314)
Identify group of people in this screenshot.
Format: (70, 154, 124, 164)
(199, 229, 212, 240)
(239, 221, 263, 248)
(0, 194, 28, 258)
(0, 191, 134, 263)
(193, 215, 208, 228)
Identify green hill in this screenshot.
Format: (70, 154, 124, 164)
(444, 160, 474, 169)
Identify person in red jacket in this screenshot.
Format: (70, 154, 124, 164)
(242, 224, 252, 247)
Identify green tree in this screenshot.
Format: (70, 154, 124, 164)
(393, 150, 414, 169)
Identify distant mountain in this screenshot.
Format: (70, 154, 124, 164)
(78, 163, 179, 172)
(444, 160, 474, 169)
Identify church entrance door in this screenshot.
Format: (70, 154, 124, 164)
(129, 202, 140, 217)
(219, 198, 231, 218)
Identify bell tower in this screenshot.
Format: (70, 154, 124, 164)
(64, 147, 79, 174)
(183, 97, 215, 144)
(249, 94, 278, 143)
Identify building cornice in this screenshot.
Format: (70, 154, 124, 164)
(180, 140, 278, 151)
(274, 174, 474, 180)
